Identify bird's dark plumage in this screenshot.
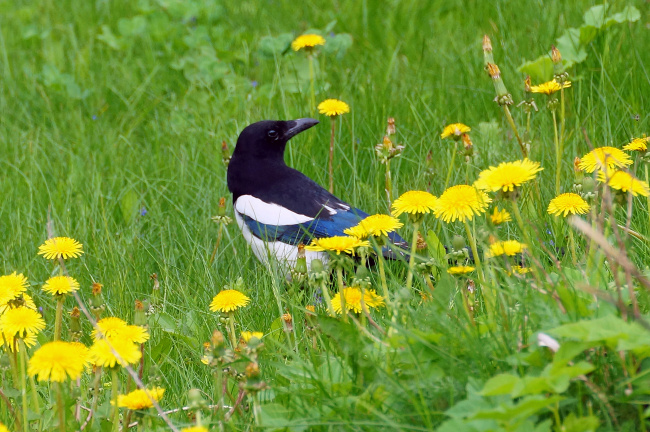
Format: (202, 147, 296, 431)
(227, 119, 407, 269)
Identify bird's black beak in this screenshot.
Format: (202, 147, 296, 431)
(283, 118, 319, 140)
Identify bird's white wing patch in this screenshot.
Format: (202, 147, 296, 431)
(235, 195, 314, 226)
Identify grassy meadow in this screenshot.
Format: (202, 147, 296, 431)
(1, 0, 650, 430)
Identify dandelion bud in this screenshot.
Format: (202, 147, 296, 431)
(221, 140, 231, 166)
(187, 388, 207, 410)
(245, 362, 260, 378)
(524, 76, 532, 93)
(486, 63, 513, 105)
(310, 258, 325, 274)
(551, 45, 562, 64)
(482, 35, 492, 52)
(90, 282, 105, 320)
(211, 330, 225, 348)
(452, 235, 466, 251)
(69, 306, 82, 341)
(294, 244, 308, 274)
(461, 133, 474, 160)
(281, 312, 293, 332)
(134, 299, 147, 327)
(416, 232, 427, 251)
(486, 63, 500, 79)
(482, 35, 494, 65)
(386, 117, 396, 136)
(581, 177, 596, 194)
(352, 266, 371, 289)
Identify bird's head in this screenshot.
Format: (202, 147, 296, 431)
(232, 118, 319, 160)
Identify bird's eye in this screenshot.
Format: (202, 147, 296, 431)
(268, 130, 278, 139)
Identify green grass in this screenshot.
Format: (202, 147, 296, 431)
(1, 0, 650, 430)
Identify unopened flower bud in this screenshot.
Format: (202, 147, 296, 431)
(211, 330, 225, 348)
(69, 307, 82, 340)
(134, 300, 147, 327)
(551, 45, 562, 64)
(187, 388, 207, 409)
(222, 140, 231, 166)
(581, 177, 596, 193)
(524, 76, 532, 93)
(386, 117, 396, 136)
(245, 362, 260, 378)
(452, 235, 466, 251)
(486, 63, 500, 79)
(90, 283, 105, 320)
(482, 35, 494, 65)
(416, 232, 427, 251)
(311, 258, 325, 274)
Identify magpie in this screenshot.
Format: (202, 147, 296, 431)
(227, 118, 407, 271)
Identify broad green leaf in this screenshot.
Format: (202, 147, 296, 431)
(480, 373, 520, 396)
(605, 6, 640, 27)
(556, 28, 587, 67)
(120, 189, 139, 224)
(518, 57, 554, 84)
(583, 5, 607, 29)
(561, 413, 600, 432)
(427, 229, 446, 264)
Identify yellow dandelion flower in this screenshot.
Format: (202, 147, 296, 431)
(331, 287, 385, 314)
(116, 387, 165, 410)
(578, 146, 632, 173)
(42, 275, 80, 296)
(114, 325, 150, 344)
(89, 338, 142, 368)
(344, 214, 403, 238)
(305, 305, 316, 314)
(291, 34, 326, 51)
(447, 266, 475, 275)
(486, 240, 527, 258)
(209, 289, 250, 313)
(475, 159, 543, 192)
(597, 169, 650, 197)
(181, 427, 209, 432)
(0, 272, 29, 305)
(547, 193, 590, 217)
(623, 136, 649, 152)
(1, 330, 37, 352)
(490, 207, 512, 225)
(441, 123, 471, 139)
(241, 331, 264, 343)
(305, 236, 370, 255)
(506, 266, 532, 276)
(433, 185, 491, 223)
(0, 306, 46, 338)
(28, 341, 88, 382)
(1, 293, 37, 315)
(92, 317, 128, 340)
(317, 99, 350, 117)
(0, 423, 8, 432)
(391, 190, 438, 216)
(37, 236, 83, 260)
(529, 79, 571, 95)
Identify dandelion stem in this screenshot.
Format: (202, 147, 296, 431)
(227, 313, 238, 348)
(552, 109, 561, 195)
(568, 227, 577, 265)
(385, 159, 393, 208)
(19, 339, 29, 432)
(319, 279, 336, 317)
(511, 201, 534, 255)
(56, 382, 66, 432)
(54, 296, 64, 341)
(405, 222, 421, 292)
(336, 266, 347, 322)
(209, 222, 224, 265)
(329, 117, 336, 194)
(560, 87, 566, 148)
(503, 105, 526, 157)
(112, 368, 120, 432)
(90, 367, 102, 427)
(377, 255, 391, 311)
(308, 54, 316, 114)
(645, 166, 650, 230)
(444, 143, 457, 189)
(463, 221, 484, 283)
